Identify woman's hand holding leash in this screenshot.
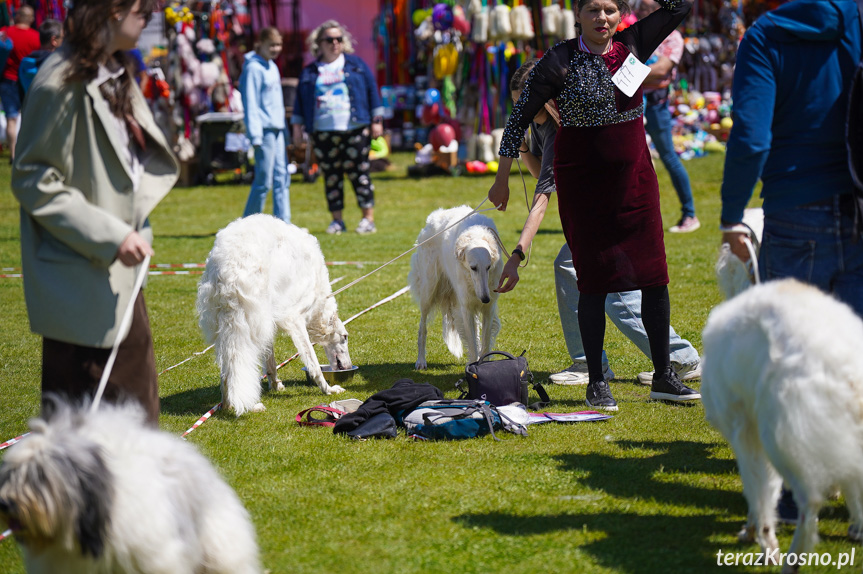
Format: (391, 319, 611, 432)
(117, 231, 154, 267)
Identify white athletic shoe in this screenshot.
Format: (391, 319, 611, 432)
(637, 361, 702, 385)
(550, 362, 614, 385)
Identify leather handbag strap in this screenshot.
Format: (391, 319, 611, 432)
(476, 350, 517, 363)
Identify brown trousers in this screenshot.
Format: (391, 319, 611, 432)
(41, 293, 159, 425)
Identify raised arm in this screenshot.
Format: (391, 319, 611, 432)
(620, 0, 691, 62)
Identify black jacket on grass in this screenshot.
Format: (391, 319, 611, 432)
(333, 379, 443, 434)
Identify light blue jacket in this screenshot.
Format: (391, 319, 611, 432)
(720, 0, 862, 223)
(239, 53, 285, 146)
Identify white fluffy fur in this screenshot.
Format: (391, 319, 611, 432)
(409, 205, 503, 369)
(0, 400, 261, 574)
(702, 279, 863, 572)
(197, 215, 351, 415)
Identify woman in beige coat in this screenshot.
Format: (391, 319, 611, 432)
(11, 0, 178, 424)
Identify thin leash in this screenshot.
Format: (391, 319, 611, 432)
(91, 254, 151, 414)
(330, 198, 499, 298)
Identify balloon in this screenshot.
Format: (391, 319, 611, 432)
(720, 117, 734, 130)
(486, 160, 499, 174)
(412, 8, 432, 27)
(432, 3, 454, 31)
(429, 123, 456, 150)
(421, 103, 441, 125)
(452, 6, 470, 35)
(466, 161, 488, 174)
(424, 88, 441, 106)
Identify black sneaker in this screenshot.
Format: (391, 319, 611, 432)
(586, 379, 618, 411)
(650, 367, 701, 402)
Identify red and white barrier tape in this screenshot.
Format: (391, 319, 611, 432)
(158, 345, 215, 376)
(0, 529, 11, 542)
(181, 403, 221, 439)
(0, 433, 29, 451)
(148, 270, 203, 276)
(150, 263, 206, 269)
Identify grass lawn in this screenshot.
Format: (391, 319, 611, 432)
(0, 150, 858, 573)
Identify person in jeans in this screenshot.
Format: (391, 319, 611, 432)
(292, 20, 383, 235)
(637, 0, 698, 233)
(497, 58, 700, 411)
(0, 6, 40, 160)
(719, 0, 863, 540)
(240, 27, 291, 224)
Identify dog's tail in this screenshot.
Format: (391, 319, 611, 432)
(441, 307, 463, 359)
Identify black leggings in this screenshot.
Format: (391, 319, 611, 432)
(311, 127, 375, 213)
(578, 285, 671, 383)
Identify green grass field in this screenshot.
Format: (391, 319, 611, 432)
(0, 151, 858, 573)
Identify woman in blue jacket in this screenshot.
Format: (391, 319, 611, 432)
(292, 20, 384, 235)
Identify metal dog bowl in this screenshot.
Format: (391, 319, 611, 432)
(302, 365, 359, 385)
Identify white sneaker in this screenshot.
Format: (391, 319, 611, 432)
(550, 362, 614, 385)
(637, 361, 702, 385)
(355, 218, 377, 234)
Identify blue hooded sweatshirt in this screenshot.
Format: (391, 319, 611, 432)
(720, 0, 862, 224)
(239, 53, 285, 147)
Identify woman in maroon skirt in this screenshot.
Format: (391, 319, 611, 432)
(489, 0, 699, 410)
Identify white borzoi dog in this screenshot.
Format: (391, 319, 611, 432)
(409, 205, 503, 369)
(197, 214, 351, 415)
(702, 279, 863, 571)
(0, 399, 261, 574)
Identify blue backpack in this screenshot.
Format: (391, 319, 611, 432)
(400, 399, 526, 440)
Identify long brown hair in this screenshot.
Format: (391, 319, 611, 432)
(64, 0, 157, 117)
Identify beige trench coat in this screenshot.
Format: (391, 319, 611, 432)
(11, 49, 179, 348)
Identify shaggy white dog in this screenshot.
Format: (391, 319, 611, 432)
(409, 205, 503, 369)
(197, 215, 351, 415)
(702, 279, 863, 572)
(0, 399, 261, 574)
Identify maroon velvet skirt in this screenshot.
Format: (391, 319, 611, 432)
(554, 118, 668, 294)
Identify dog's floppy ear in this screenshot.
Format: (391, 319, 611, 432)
(72, 445, 114, 558)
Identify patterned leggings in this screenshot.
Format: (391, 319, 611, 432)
(312, 127, 375, 213)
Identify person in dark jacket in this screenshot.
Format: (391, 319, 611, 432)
(291, 19, 384, 235)
(721, 0, 863, 315)
(18, 18, 63, 94)
(719, 0, 863, 539)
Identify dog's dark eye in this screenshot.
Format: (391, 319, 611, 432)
(486, 265, 491, 271)
(470, 265, 477, 271)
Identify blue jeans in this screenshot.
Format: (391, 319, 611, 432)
(644, 98, 695, 219)
(760, 195, 863, 317)
(244, 128, 291, 223)
(554, 244, 699, 368)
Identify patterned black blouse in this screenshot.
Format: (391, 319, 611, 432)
(500, 0, 691, 158)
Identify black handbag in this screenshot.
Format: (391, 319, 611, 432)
(456, 351, 550, 410)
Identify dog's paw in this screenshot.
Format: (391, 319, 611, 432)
(251, 403, 267, 413)
(415, 359, 427, 370)
(324, 385, 346, 395)
(270, 379, 285, 391)
(737, 524, 755, 543)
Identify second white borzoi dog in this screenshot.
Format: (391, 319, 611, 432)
(701, 279, 863, 571)
(409, 205, 503, 369)
(0, 399, 261, 574)
(197, 215, 351, 415)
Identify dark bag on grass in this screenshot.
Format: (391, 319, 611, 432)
(345, 412, 397, 440)
(456, 351, 550, 409)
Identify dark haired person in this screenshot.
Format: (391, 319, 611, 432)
(489, 0, 699, 411)
(18, 18, 64, 93)
(11, 0, 179, 425)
